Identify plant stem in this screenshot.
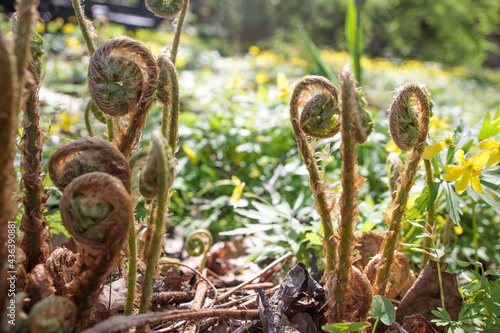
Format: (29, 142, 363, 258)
(471, 201, 478, 272)
(421, 159, 436, 271)
(170, 0, 189, 65)
(372, 318, 380, 333)
(106, 116, 114, 142)
(14, 0, 36, 113)
(71, 0, 96, 55)
(124, 213, 137, 315)
(84, 100, 94, 137)
(138, 132, 174, 319)
(333, 68, 362, 321)
(0, 26, 19, 310)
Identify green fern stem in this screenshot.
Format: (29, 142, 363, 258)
(170, 0, 189, 65)
(71, 0, 97, 55)
(421, 159, 436, 271)
(289, 75, 340, 273)
(374, 84, 430, 296)
(124, 211, 137, 315)
(139, 131, 175, 316)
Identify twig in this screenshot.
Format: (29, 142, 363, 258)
(164, 262, 218, 301)
(211, 252, 293, 306)
(272, 285, 287, 332)
(257, 287, 274, 333)
(183, 269, 209, 333)
(81, 309, 260, 333)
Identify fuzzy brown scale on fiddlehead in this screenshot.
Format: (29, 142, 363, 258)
(146, 0, 183, 18)
(48, 138, 131, 192)
(290, 75, 339, 273)
(28, 296, 76, 333)
(88, 36, 158, 157)
(60, 172, 132, 325)
(185, 229, 213, 272)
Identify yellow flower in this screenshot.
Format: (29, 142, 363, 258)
(428, 116, 451, 133)
(226, 73, 246, 89)
(230, 176, 245, 204)
(248, 45, 260, 55)
(479, 139, 500, 167)
(276, 73, 289, 100)
(290, 57, 308, 68)
(60, 112, 79, 132)
(454, 226, 464, 235)
(182, 145, 198, 164)
(385, 139, 401, 153)
(62, 23, 76, 34)
(255, 72, 270, 84)
(422, 132, 456, 160)
(250, 167, 260, 179)
(442, 149, 490, 195)
(35, 22, 45, 34)
(66, 36, 81, 48)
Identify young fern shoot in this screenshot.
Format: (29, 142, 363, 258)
(374, 84, 431, 296)
(289, 75, 340, 273)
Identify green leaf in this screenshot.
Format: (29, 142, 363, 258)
(345, 0, 357, 54)
(485, 269, 500, 277)
(370, 295, 396, 325)
(478, 106, 500, 140)
(478, 190, 500, 216)
(297, 24, 336, 82)
(442, 181, 464, 226)
(322, 322, 371, 333)
(406, 183, 440, 220)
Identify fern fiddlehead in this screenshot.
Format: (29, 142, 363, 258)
(373, 83, 431, 296)
(48, 138, 131, 192)
(185, 229, 213, 272)
(157, 54, 180, 152)
(146, 0, 183, 18)
(28, 296, 76, 333)
(60, 172, 132, 326)
(88, 36, 158, 157)
(289, 75, 340, 274)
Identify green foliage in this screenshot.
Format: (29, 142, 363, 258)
(479, 106, 500, 141)
(322, 322, 371, 333)
(370, 295, 396, 326)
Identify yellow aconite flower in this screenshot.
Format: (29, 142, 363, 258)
(60, 112, 79, 132)
(230, 176, 245, 204)
(255, 72, 270, 84)
(428, 116, 451, 133)
(276, 73, 289, 100)
(35, 22, 45, 34)
(226, 73, 245, 89)
(422, 132, 456, 160)
(442, 149, 490, 195)
(62, 23, 76, 34)
(385, 139, 401, 153)
(248, 45, 260, 55)
(182, 145, 198, 164)
(479, 139, 500, 167)
(66, 36, 81, 48)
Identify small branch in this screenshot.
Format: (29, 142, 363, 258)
(81, 309, 260, 333)
(211, 251, 292, 305)
(257, 287, 274, 333)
